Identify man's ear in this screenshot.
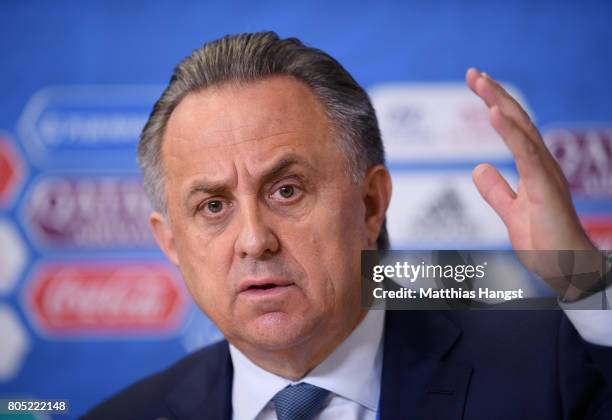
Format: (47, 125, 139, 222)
(149, 211, 180, 266)
(362, 165, 392, 248)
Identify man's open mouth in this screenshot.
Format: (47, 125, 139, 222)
(238, 278, 294, 295)
(248, 283, 279, 290)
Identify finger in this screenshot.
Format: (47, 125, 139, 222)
(465, 67, 542, 143)
(466, 67, 480, 94)
(472, 163, 516, 224)
(469, 70, 567, 182)
(474, 73, 542, 143)
(489, 106, 556, 201)
(490, 105, 537, 165)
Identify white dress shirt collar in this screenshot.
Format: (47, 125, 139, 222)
(230, 309, 385, 420)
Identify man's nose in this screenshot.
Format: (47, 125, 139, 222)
(234, 201, 279, 258)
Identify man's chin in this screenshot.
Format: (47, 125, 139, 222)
(236, 311, 317, 351)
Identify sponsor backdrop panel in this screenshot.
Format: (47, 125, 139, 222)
(0, 1, 611, 417)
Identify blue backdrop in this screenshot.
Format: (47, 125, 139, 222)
(1, 1, 611, 418)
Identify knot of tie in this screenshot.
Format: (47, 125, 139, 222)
(272, 382, 331, 420)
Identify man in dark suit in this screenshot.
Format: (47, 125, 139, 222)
(85, 32, 612, 419)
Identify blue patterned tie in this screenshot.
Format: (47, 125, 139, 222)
(272, 382, 331, 420)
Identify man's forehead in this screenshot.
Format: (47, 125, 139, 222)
(159, 76, 341, 191)
(167, 115, 304, 151)
(163, 77, 333, 151)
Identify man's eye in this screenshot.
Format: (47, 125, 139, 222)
(279, 186, 294, 198)
(270, 184, 302, 202)
(204, 200, 224, 214)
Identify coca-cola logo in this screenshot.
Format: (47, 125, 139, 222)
(544, 127, 612, 197)
(26, 262, 186, 336)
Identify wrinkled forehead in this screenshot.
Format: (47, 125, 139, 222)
(159, 76, 340, 184)
(163, 77, 334, 152)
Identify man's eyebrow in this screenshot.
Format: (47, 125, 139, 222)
(259, 154, 315, 184)
(184, 154, 315, 204)
(187, 181, 228, 198)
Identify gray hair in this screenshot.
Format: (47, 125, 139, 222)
(138, 31, 390, 249)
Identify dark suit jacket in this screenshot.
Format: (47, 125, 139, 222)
(83, 310, 612, 419)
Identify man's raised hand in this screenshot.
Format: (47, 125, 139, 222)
(466, 68, 606, 300)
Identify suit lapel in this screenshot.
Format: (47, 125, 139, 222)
(165, 340, 234, 420)
(379, 310, 473, 420)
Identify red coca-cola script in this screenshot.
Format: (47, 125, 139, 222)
(27, 262, 186, 335)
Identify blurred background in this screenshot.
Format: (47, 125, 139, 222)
(1, 0, 611, 418)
